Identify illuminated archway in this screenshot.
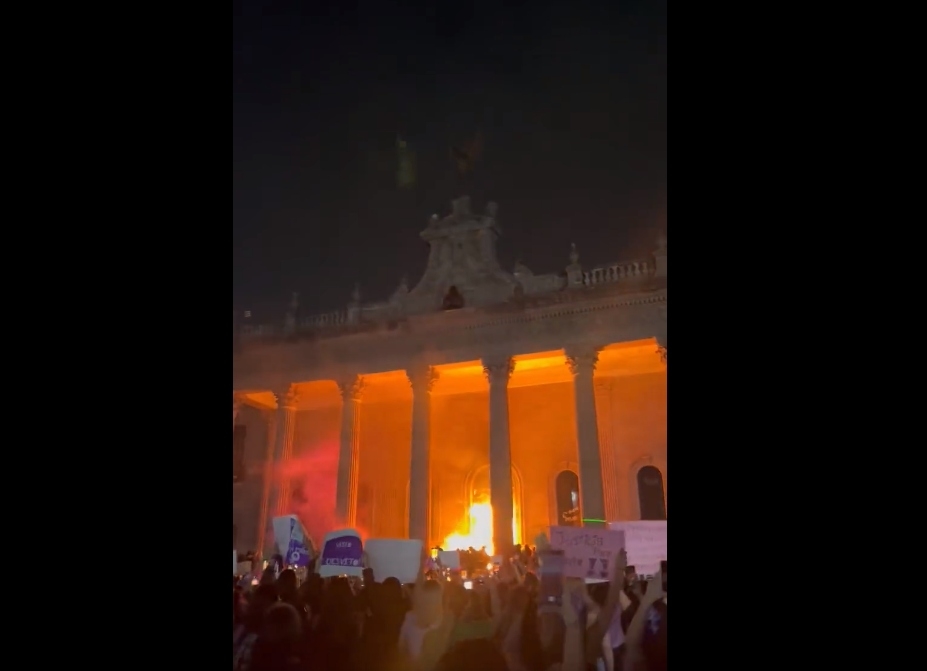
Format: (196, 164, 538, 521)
(442, 463, 524, 554)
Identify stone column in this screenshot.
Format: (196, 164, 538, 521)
(566, 347, 606, 527)
(270, 386, 298, 520)
(594, 378, 621, 522)
(335, 375, 365, 526)
(408, 366, 438, 543)
(257, 408, 277, 558)
(233, 396, 241, 427)
(482, 356, 515, 555)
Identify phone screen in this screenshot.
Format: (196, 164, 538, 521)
(539, 550, 564, 606)
(624, 565, 636, 586)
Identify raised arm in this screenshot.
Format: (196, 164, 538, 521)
(623, 570, 664, 671)
(584, 548, 627, 663)
(558, 578, 586, 671)
(412, 546, 428, 610)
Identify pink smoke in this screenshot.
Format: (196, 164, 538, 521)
(272, 442, 370, 546)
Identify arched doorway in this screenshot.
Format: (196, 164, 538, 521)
(458, 464, 524, 547)
(637, 465, 667, 520)
(470, 465, 523, 544)
(555, 470, 581, 526)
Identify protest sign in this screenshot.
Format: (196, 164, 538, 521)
(365, 538, 422, 584)
(438, 550, 460, 570)
(607, 521, 666, 576)
(548, 526, 625, 580)
(272, 517, 292, 556)
(272, 515, 313, 567)
(319, 528, 364, 578)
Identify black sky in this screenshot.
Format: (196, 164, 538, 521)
(233, 0, 666, 320)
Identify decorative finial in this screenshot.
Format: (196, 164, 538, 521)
(656, 232, 667, 252)
(569, 243, 579, 265)
(351, 283, 361, 303)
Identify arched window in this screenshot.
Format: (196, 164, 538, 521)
(637, 465, 666, 520)
(555, 470, 581, 526)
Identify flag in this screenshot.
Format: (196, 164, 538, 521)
(396, 136, 416, 189)
(450, 131, 483, 175)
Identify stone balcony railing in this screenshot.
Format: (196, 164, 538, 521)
(236, 251, 664, 346)
(301, 310, 348, 329)
(583, 259, 654, 286)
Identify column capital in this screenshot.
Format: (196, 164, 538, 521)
(338, 375, 366, 402)
(273, 385, 299, 410)
(482, 356, 515, 386)
(407, 366, 439, 393)
(565, 346, 601, 377)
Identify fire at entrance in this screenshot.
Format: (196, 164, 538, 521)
(442, 499, 521, 556)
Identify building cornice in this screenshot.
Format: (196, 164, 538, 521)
(233, 288, 666, 390)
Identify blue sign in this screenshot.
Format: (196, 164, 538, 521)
(286, 517, 312, 567)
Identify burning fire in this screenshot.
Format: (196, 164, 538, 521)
(442, 501, 520, 556)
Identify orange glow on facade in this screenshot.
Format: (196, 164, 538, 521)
(233, 339, 667, 556)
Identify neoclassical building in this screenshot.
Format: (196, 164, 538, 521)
(232, 196, 666, 556)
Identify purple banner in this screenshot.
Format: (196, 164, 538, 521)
(286, 518, 312, 567)
(321, 535, 363, 569)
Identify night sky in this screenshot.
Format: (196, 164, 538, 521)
(233, 0, 666, 321)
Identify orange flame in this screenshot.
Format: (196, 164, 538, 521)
(442, 500, 521, 556)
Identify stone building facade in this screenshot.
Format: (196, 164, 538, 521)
(232, 196, 667, 556)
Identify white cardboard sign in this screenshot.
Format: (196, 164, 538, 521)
(365, 538, 423, 584)
(607, 521, 666, 576)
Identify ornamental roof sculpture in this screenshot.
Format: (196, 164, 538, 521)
(405, 196, 519, 312)
(233, 196, 665, 343)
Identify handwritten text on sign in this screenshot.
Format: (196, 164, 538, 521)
(548, 526, 626, 580)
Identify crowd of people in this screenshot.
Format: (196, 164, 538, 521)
(232, 543, 667, 671)
(433, 545, 538, 575)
